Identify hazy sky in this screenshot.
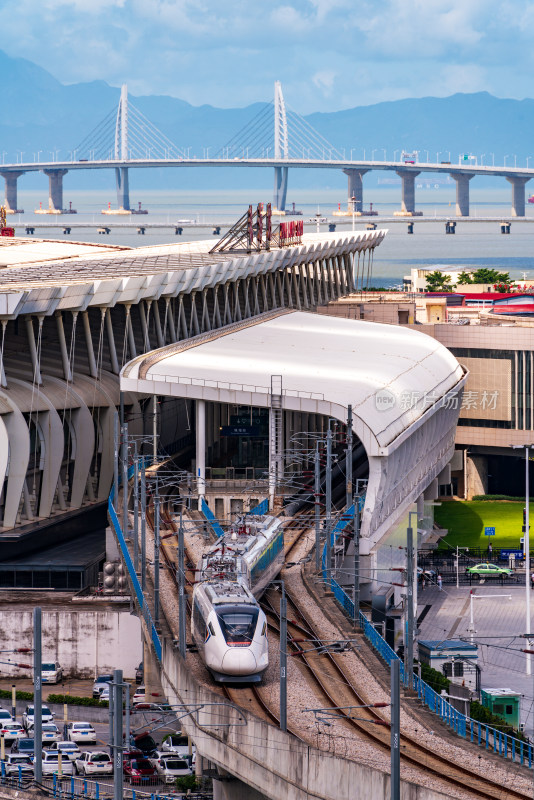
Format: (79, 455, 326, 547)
(0, 0, 531, 112)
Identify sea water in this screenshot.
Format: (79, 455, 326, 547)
(11, 186, 534, 286)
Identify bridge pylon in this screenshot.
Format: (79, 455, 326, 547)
(115, 84, 130, 210)
(273, 81, 289, 212)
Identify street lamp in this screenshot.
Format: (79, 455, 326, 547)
(504, 155, 509, 167)
(424, 150, 429, 162)
(394, 149, 399, 161)
(511, 443, 534, 675)
(371, 149, 377, 160)
(382, 148, 386, 161)
(455, 545, 469, 588)
(528, 157, 533, 169)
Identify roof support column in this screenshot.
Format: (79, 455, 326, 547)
(196, 399, 206, 501)
(0, 171, 23, 212)
(165, 298, 177, 342)
(43, 169, 68, 212)
(153, 300, 164, 348)
(82, 310, 98, 378)
(396, 170, 420, 214)
(125, 305, 137, 358)
(55, 311, 73, 382)
(451, 173, 473, 217)
(25, 317, 42, 385)
(343, 168, 368, 213)
(507, 176, 530, 217)
(105, 308, 120, 374)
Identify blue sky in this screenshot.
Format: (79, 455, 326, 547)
(0, 0, 531, 112)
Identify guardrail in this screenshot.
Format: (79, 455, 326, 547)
(36, 773, 213, 799)
(321, 503, 534, 768)
(200, 498, 225, 538)
(108, 481, 162, 662)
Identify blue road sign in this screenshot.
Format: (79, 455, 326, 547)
(484, 526, 496, 536)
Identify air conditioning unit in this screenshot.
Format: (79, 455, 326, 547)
(103, 561, 127, 594)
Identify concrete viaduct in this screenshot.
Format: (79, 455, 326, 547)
(0, 158, 532, 218)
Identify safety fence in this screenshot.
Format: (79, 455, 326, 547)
(199, 498, 225, 538)
(321, 505, 534, 769)
(108, 484, 162, 662)
(35, 774, 212, 799)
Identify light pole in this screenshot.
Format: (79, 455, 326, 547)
(512, 443, 533, 675)
(504, 155, 509, 167)
(371, 149, 377, 160)
(456, 545, 469, 588)
(528, 157, 533, 169)
(424, 150, 429, 162)
(468, 593, 511, 644)
(404, 511, 418, 687)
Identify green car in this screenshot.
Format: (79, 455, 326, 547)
(466, 562, 513, 577)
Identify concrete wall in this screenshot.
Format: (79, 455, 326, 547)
(466, 455, 488, 499)
(159, 637, 454, 800)
(0, 608, 142, 680)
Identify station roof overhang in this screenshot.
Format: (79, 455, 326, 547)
(120, 310, 465, 457)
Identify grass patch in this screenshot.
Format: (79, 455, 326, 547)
(435, 500, 532, 550)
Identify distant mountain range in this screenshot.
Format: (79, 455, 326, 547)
(1, 49, 532, 191)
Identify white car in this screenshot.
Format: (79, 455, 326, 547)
(74, 751, 113, 776)
(161, 734, 196, 759)
(0, 710, 14, 727)
(2, 754, 34, 777)
(67, 722, 96, 744)
(98, 686, 110, 702)
(27, 722, 60, 744)
(132, 687, 145, 705)
(0, 723, 25, 742)
(22, 706, 54, 731)
(55, 742, 81, 762)
(41, 662, 63, 684)
(153, 755, 191, 783)
(37, 750, 74, 776)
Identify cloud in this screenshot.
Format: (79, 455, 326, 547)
(0, 0, 532, 111)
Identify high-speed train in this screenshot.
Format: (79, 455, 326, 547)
(191, 515, 283, 683)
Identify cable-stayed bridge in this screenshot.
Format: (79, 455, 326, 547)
(1, 81, 533, 217)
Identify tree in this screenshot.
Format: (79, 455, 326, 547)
(470, 268, 510, 284)
(425, 271, 453, 291)
(457, 271, 473, 285)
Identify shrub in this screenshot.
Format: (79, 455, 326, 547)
(471, 494, 524, 501)
(419, 662, 450, 695)
(469, 700, 527, 742)
(0, 689, 34, 701)
(175, 775, 199, 791)
(46, 693, 108, 708)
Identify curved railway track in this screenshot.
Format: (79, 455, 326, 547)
(260, 588, 528, 800)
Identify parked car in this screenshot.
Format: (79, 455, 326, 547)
(22, 706, 54, 731)
(161, 733, 195, 760)
(41, 662, 63, 684)
(130, 733, 157, 756)
(153, 755, 192, 783)
(26, 722, 60, 744)
(0, 723, 25, 742)
(67, 722, 96, 744)
(37, 750, 74, 776)
(92, 674, 113, 699)
(123, 757, 157, 785)
(2, 754, 34, 777)
(55, 742, 81, 762)
(98, 686, 110, 702)
(135, 662, 143, 685)
(10, 739, 35, 757)
(132, 687, 145, 705)
(0, 710, 14, 727)
(466, 562, 513, 578)
(74, 751, 113, 776)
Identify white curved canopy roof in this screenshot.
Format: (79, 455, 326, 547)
(122, 311, 464, 453)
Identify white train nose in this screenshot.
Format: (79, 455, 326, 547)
(222, 648, 257, 676)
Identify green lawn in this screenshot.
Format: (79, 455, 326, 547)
(435, 501, 534, 550)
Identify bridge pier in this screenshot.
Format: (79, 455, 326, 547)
(196, 399, 206, 500)
(507, 176, 530, 217)
(343, 168, 368, 213)
(0, 171, 23, 212)
(213, 770, 269, 800)
(451, 173, 473, 217)
(43, 169, 68, 212)
(116, 167, 130, 211)
(273, 166, 288, 212)
(396, 171, 420, 214)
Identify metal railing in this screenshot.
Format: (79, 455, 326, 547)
(108, 482, 162, 662)
(200, 498, 225, 538)
(320, 504, 534, 768)
(35, 773, 212, 799)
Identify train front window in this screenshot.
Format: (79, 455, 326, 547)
(217, 605, 259, 646)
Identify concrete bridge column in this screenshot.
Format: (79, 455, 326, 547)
(196, 399, 206, 501)
(43, 169, 68, 212)
(273, 166, 288, 212)
(213, 770, 269, 800)
(396, 171, 420, 214)
(451, 173, 473, 217)
(116, 166, 130, 210)
(507, 176, 530, 217)
(343, 168, 368, 212)
(0, 171, 23, 212)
